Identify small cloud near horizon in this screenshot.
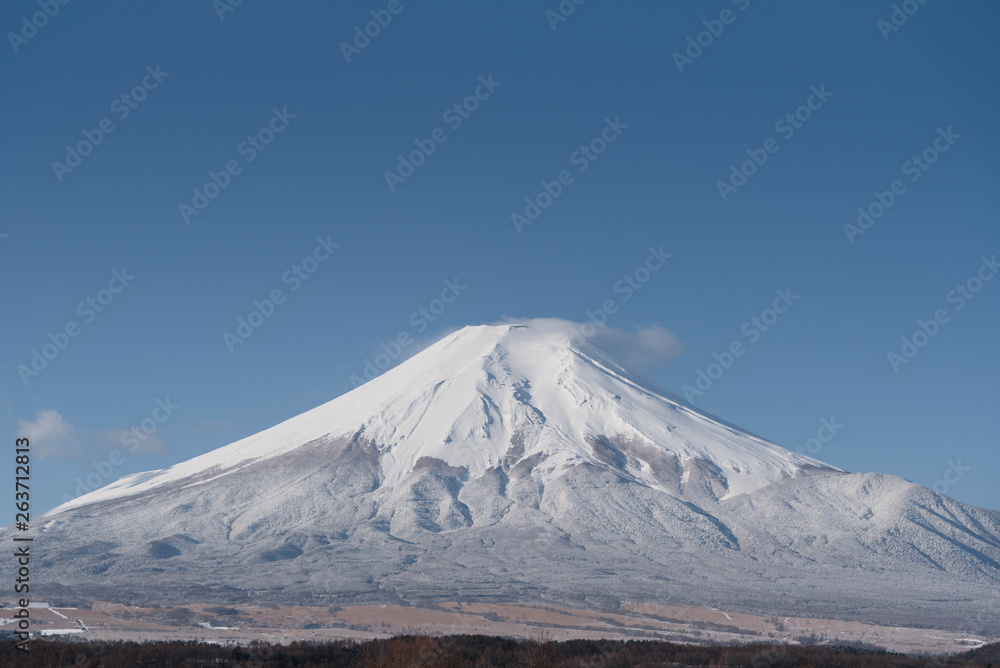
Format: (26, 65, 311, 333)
(16, 409, 80, 459)
(15, 409, 171, 459)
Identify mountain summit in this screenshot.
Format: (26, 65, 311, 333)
(28, 320, 1000, 633)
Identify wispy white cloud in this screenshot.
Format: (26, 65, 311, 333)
(16, 409, 79, 459)
(590, 323, 688, 371)
(492, 317, 687, 371)
(15, 409, 170, 459)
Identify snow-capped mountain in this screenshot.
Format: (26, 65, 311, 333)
(51, 321, 836, 513)
(25, 321, 1000, 634)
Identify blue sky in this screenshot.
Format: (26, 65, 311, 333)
(1, 1, 997, 513)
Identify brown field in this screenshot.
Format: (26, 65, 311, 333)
(1, 599, 993, 655)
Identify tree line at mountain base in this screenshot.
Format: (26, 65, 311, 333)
(2, 635, 998, 667)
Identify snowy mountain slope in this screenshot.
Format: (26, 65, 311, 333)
(22, 320, 1000, 634)
(49, 321, 836, 515)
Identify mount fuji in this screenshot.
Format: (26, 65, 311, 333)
(24, 320, 1000, 633)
